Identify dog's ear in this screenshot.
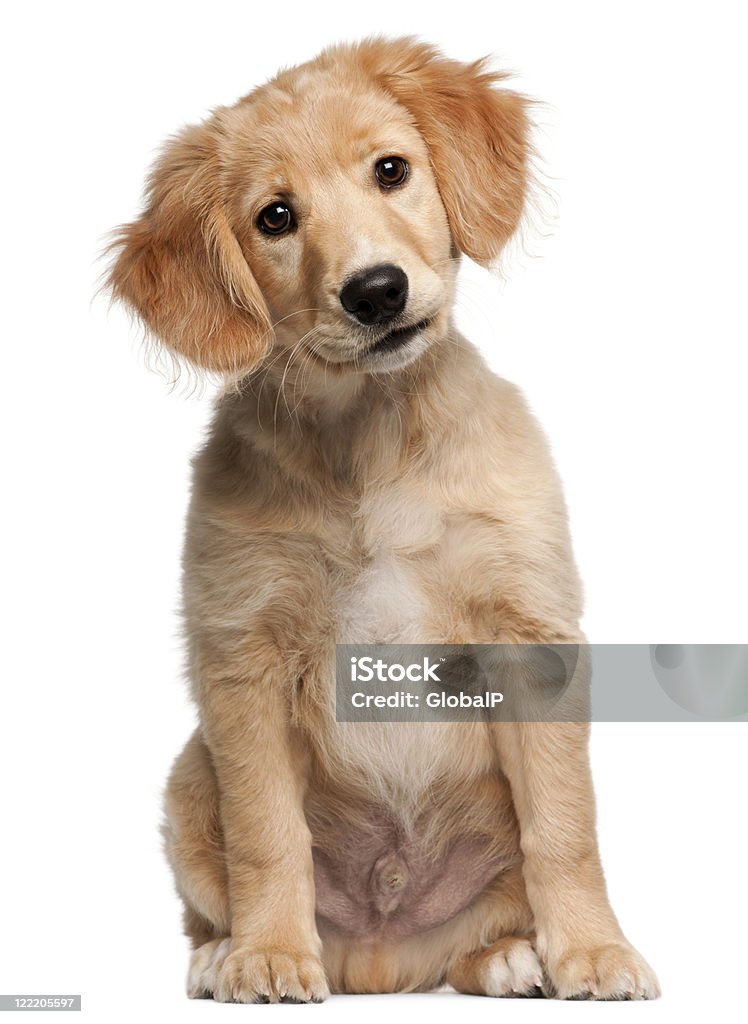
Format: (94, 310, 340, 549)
(354, 37, 530, 266)
(106, 120, 272, 374)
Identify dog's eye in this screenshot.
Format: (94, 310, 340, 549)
(257, 202, 294, 235)
(375, 157, 409, 189)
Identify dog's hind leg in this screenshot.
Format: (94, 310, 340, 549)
(161, 728, 230, 951)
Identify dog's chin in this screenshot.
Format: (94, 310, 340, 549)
(318, 316, 437, 374)
(359, 317, 435, 372)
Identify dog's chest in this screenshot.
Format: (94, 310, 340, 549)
(332, 485, 444, 645)
(334, 546, 427, 644)
(321, 485, 490, 802)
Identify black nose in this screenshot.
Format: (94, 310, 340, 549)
(339, 264, 409, 325)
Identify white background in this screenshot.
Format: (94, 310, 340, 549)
(1, 1, 746, 1021)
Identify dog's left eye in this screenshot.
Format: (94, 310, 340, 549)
(375, 156, 409, 189)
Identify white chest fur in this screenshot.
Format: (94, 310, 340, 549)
(333, 480, 444, 644)
(325, 484, 492, 807)
(334, 545, 428, 645)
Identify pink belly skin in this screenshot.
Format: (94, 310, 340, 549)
(312, 820, 517, 943)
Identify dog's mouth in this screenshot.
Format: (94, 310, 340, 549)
(304, 315, 436, 372)
(365, 317, 433, 357)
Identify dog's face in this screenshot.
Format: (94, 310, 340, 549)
(225, 80, 452, 373)
(108, 37, 529, 376)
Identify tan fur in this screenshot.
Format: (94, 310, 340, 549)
(108, 35, 659, 1003)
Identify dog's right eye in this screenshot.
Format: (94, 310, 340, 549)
(257, 202, 294, 236)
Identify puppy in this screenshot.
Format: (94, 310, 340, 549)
(107, 36, 659, 1002)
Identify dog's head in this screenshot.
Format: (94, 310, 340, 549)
(107, 37, 529, 377)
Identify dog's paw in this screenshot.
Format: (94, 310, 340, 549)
(547, 941, 660, 1000)
(448, 936, 543, 997)
(482, 938, 544, 997)
(188, 938, 230, 999)
(187, 937, 330, 1003)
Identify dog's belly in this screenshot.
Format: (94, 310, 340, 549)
(311, 808, 519, 943)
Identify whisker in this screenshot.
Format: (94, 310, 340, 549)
(272, 326, 329, 442)
(286, 328, 329, 423)
(269, 307, 324, 331)
(273, 338, 314, 442)
(290, 334, 332, 417)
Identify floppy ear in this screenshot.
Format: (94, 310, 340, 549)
(352, 36, 530, 266)
(106, 120, 272, 374)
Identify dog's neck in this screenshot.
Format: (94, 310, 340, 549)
(219, 318, 477, 489)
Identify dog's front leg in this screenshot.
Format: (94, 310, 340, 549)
(196, 659, 329, 1004)
(494, 716, 659, 1000)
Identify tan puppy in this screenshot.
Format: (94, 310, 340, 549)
(107, 36, 659, 1002)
